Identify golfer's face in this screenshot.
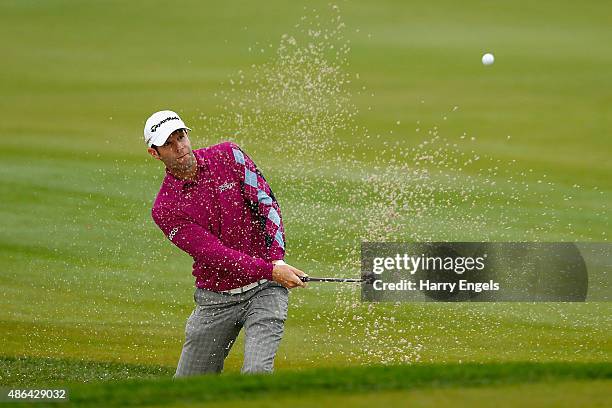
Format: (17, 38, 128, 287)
(157, 129, 195, 170)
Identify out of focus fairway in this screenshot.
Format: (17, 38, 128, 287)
(4, 362, 611, 407)
(0, 0, 610, 405)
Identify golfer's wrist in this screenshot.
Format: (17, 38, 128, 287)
(272, 260, 286, 266)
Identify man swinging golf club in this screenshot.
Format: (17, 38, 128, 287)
(144, 110, 307, 376)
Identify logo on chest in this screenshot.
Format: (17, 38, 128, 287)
(218, 181, 237, 192)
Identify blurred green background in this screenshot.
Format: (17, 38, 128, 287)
(0, 0, 610, 406)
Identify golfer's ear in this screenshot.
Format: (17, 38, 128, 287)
(147, 147, 161, 160)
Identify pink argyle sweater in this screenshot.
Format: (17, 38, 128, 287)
(152, 142, 285, 291)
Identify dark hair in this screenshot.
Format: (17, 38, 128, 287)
(152, 145, 160, 154)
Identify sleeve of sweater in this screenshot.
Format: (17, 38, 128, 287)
(151, 206, 273, 280)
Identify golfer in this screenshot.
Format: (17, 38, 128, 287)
(144, 110, 307, 376)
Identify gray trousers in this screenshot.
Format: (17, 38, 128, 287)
(174, 281, 289, 377)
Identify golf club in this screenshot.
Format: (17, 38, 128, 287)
(299, 276, 364, 283)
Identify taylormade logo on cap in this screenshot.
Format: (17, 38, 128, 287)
(150, 116, 180, 133)
(143, 110, 192, 147)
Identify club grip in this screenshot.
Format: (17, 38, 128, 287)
(298, 276, 310, 282)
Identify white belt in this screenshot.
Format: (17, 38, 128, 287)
(220, 279, 269, 295)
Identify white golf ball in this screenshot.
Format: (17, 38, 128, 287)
(482, 53, 495, 66)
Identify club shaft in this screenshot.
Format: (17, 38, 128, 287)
(300, 276, 363, 283)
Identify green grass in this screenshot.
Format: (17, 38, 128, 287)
(4, 361, 611, 407)
(0, 0, 610, 406)
(0, 356, 174, 387)
(171, 380, 612, 408)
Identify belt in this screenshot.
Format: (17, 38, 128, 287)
(219, 279, 269, 295)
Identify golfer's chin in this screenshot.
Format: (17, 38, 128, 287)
(173, 153, 195, 170)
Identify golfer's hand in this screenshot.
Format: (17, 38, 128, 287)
(272, 263, 307, 289)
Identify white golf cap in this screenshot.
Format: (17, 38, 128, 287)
(143, 110, 192, 147)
